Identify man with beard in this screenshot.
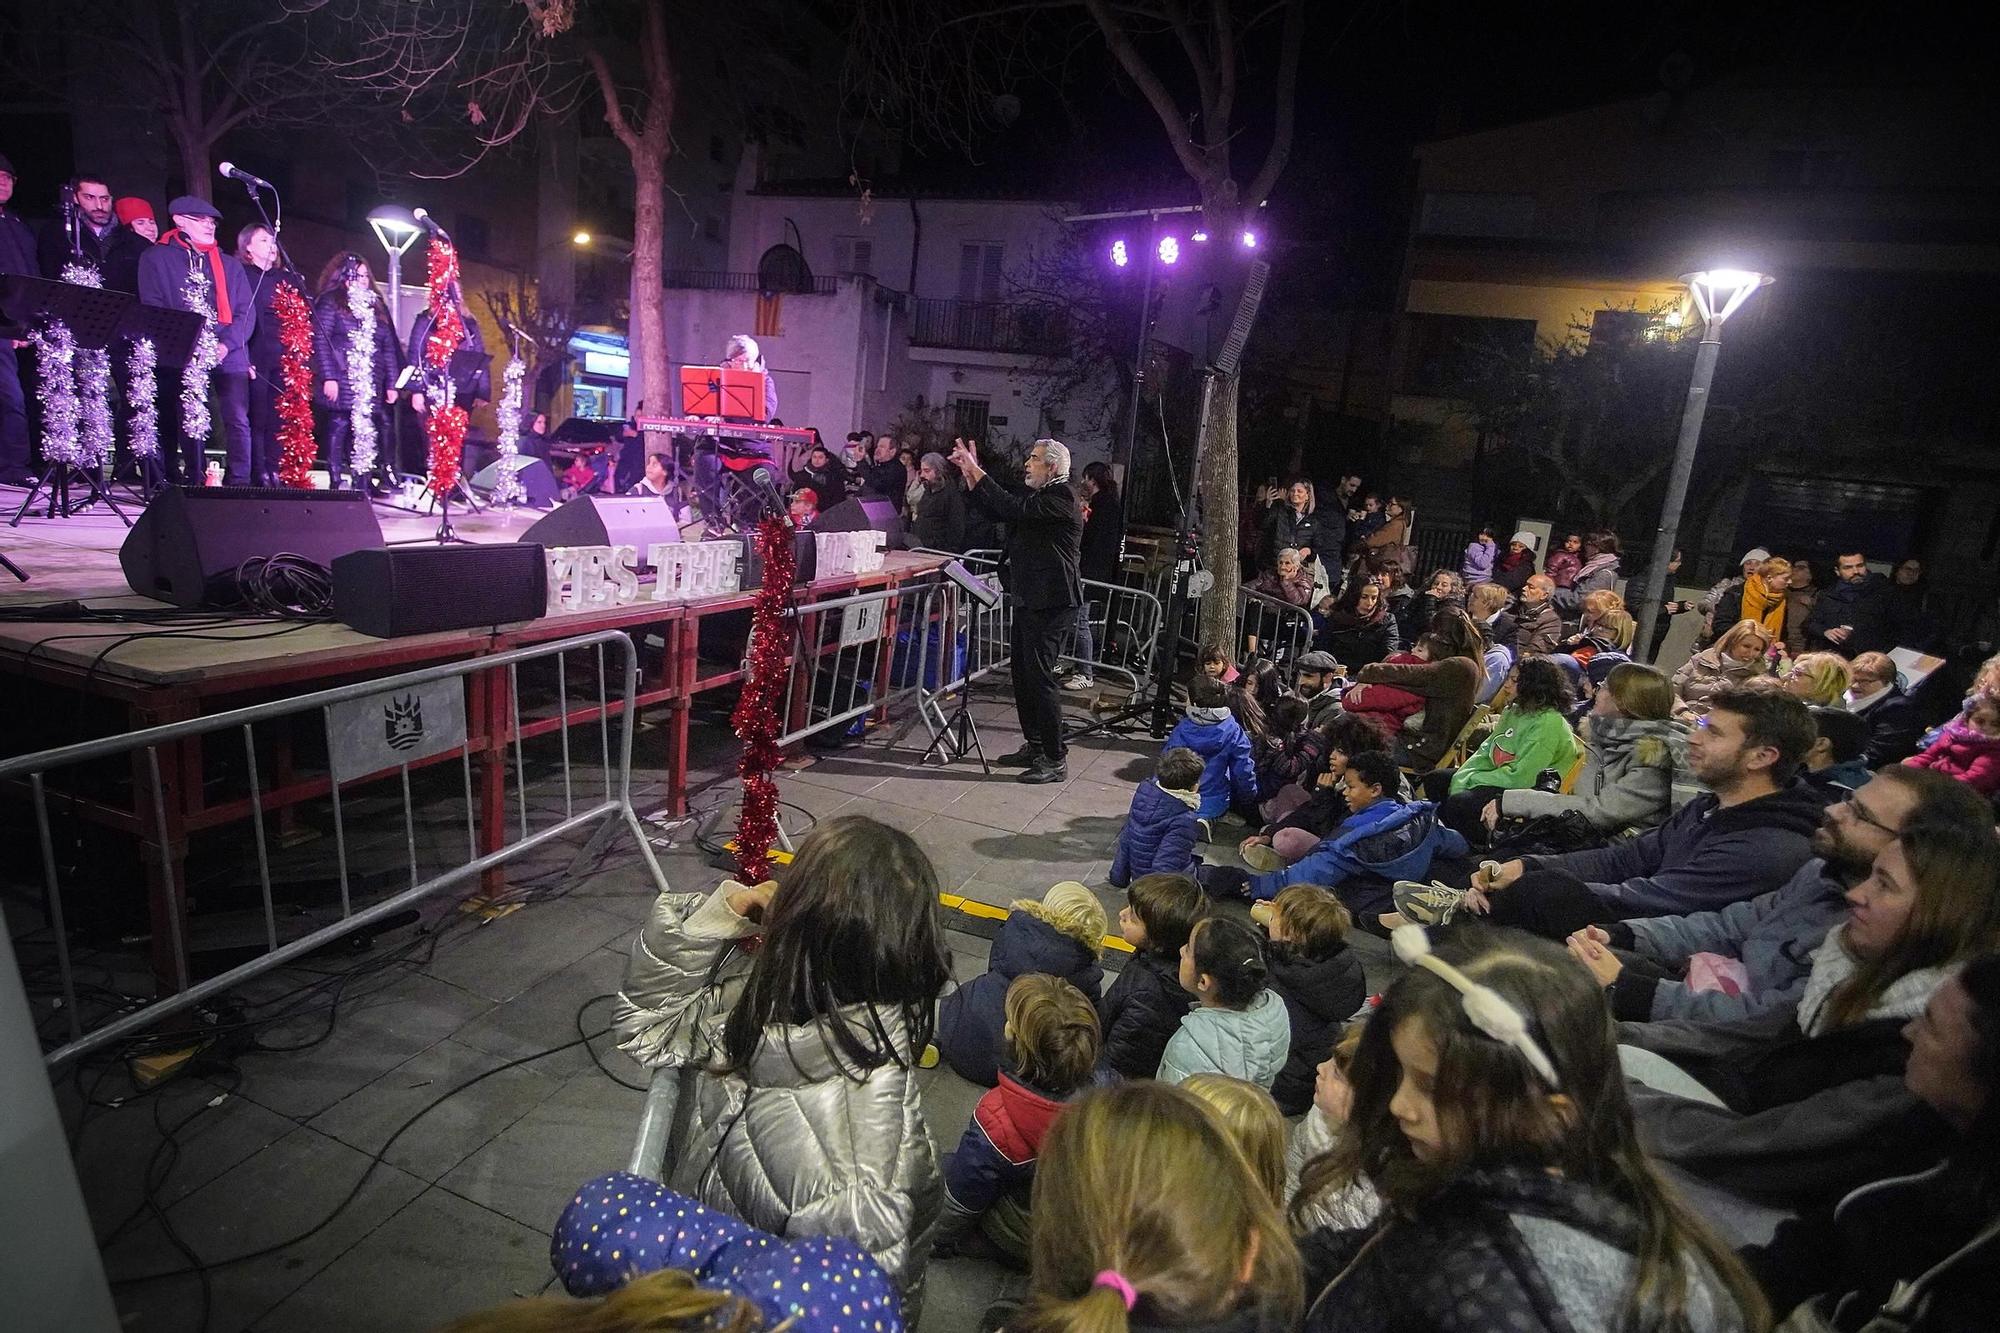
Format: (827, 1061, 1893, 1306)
(1563, 765, 1992, 1025)
(39, 174, 147, 290)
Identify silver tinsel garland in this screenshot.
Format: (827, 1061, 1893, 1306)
(345, 276, 379, 475)
(489, 355, 527, 505)
(127, 338, 160, 460)
(28, 322, 82, 466)
(180, 270, 224, 441)
(59, 264, 114, 468)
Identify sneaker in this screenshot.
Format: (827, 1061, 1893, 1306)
(1061, 672, 1094, 691)
(1239, 843, 1286, 874)
(1017, 759, 1068, 785)
(994, 745, 1043, 768)
(1196, 817, 1213, 843)
(1392, 879, 1469, 926)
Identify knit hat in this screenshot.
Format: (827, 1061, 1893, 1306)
(166, 194, 221, 221)
(114, 197, 155, 226)
(920, 451, 947, 476)
(1510, 530, 1538, 552)
(1740, 547, 1771, 566)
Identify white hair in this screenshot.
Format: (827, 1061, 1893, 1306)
(724, 333, 764, 369)
(1035, 438, 1071, 482)
(1278, 548, 1302, 564)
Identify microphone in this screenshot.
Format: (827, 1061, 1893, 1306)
(218, 161, 275, 191)
(411, 208, 450, 240)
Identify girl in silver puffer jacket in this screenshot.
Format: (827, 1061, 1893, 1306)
(613, 816, 953, 1318)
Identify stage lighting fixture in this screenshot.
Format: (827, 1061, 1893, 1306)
(1191, 230, 1210, 243)
(1110, 239, 1129, 267)
(1158, 236, 1180, 265)
(1240, 230, 1258, 249)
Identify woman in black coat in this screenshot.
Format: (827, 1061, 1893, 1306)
(1317, 579, 1399, 667)
(1264, 478, 1326, 575)
(309, 252, 404, 488)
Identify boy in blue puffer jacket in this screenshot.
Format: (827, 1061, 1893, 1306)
(1227, 751, 1468, 918)
(1111, 747, 1204, 887)
(1163, 675, 1258, 821)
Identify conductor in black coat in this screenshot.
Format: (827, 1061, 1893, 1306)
(953, 435, 1082, 783)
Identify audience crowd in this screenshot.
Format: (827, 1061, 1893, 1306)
(441, 475, 2000, 1333)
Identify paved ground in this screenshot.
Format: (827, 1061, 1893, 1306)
(54, 679, 1392, 1333)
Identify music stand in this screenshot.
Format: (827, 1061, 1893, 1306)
(114, 300, 207, 503)
(717, 369, 765, 421)
(0, 276, 186, 529)
(679, 365, 722, 416)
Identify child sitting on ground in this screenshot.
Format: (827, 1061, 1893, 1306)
(937, 974, 1102, 1265)
(1181, 1073, 1289, 1205)
(611, 815, 951, 1305)
(1804, 703, 1874, 797)
(1251, 885, 1368, 1116)
(1904, 690, 2000, 795)
(936, 881, 1106, 1086)
(1111, 747, 1205, 887)
(1158, 915, 1292, 1089)
(1097, 873, 1206, 1079)
(1164, 674, 1259, 823)
(1256, 696, 1320, 801)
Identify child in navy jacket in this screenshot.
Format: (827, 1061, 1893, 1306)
(1111, 747, 1205, 887)
(936, 881, 1106, 1086)
(1097, 873, 1207, 1079)
(1163, 675, 1258, 820)
(937, 974, 1101, 1263)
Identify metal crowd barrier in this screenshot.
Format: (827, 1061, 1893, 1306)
(6, 631, 673, 1071)
(1237, 586, 1315, 674)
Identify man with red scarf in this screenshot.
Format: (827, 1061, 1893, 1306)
(137, 195, 254, 487)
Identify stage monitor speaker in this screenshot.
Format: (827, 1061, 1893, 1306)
(518, 495, 679, 565)
(120, 486, 386, 608)
(815, 496, 904, 550)
(471, 456, 559, 507)
(743, 530, 817, 589)
(332, 544, 549, 638)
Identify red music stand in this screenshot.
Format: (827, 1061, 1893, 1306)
(679, 365, 722, 416)
(718, 368, 765, 421)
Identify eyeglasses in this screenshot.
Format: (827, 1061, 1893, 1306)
(1840, 797, 1898, 838)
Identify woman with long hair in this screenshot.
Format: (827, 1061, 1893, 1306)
(1751, 951, 2000, 1329)
(1317, 579, 1399, 668)
(1672, 619, 1773, 717)
(309, 251, 403, 489)
(1623, 816, 2000, 1213)
(1264, 477, 1324, 576)
(1297, 927, 1768, 1332)
(1433, 657, 1581, 840)
(612, 815, 952, 1313)
(1009, 1081, 1303, 1333)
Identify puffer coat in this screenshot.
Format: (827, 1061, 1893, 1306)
(1497, 714, 1676, 836)
(1096, 948, 1194, 1080)
(1672, 646, 1763, 716)
(936, 906, 1103, 1086)
(1267, 942, 1367, 1116)
(1157, 988, 1292, 1088)
(613, 887, 941, 1309)
(310, 286, 403, 410)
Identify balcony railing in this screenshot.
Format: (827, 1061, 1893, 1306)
(660, 270, 838, 294)
(909, 298, 1071, 356)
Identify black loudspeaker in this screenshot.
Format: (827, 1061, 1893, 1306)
(120, 486, 386, 608)
(471, 456, 559, 507)
(331, 544, 549, 638)
(742, 530, 818, 589)
(815, 496, 905, 549)
(518, 495, 681, 566)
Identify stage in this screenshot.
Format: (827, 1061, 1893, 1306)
(0, 488, 947, 991)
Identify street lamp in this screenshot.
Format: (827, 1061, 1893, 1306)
(367, 205, 423, 475)
(1634, 267, 1774, 660)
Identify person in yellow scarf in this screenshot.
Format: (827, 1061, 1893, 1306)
(1738, 555, 1792, 639)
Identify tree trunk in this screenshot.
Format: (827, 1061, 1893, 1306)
(628, 159, 668, 420)
(176, 132, 213, 203)
(1196, 371, 1241, 651)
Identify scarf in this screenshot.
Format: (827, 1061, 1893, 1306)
(1797, 923, 1958, 1037)
(162, 229, 232, 324)
(1575, 551, 1620, 582)
(1739, 572, 1786, 636)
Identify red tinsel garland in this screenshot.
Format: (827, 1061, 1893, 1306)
(271, 281, 316, 488)
(731, 516, 798, 881)
(422, 240, 468, 497)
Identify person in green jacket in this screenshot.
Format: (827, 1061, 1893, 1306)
(1430, 657, 1581, 841)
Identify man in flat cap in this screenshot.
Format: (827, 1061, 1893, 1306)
(137, 194, 255, 487)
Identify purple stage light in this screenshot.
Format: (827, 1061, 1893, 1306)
(1240, 230, 1258, 249)
(1110, 239, 1129, 267)
(1157, 236, 1180, 265)
(1191, 229, 1209, 243)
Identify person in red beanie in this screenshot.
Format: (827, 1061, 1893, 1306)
(99, 192, 157, 293)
